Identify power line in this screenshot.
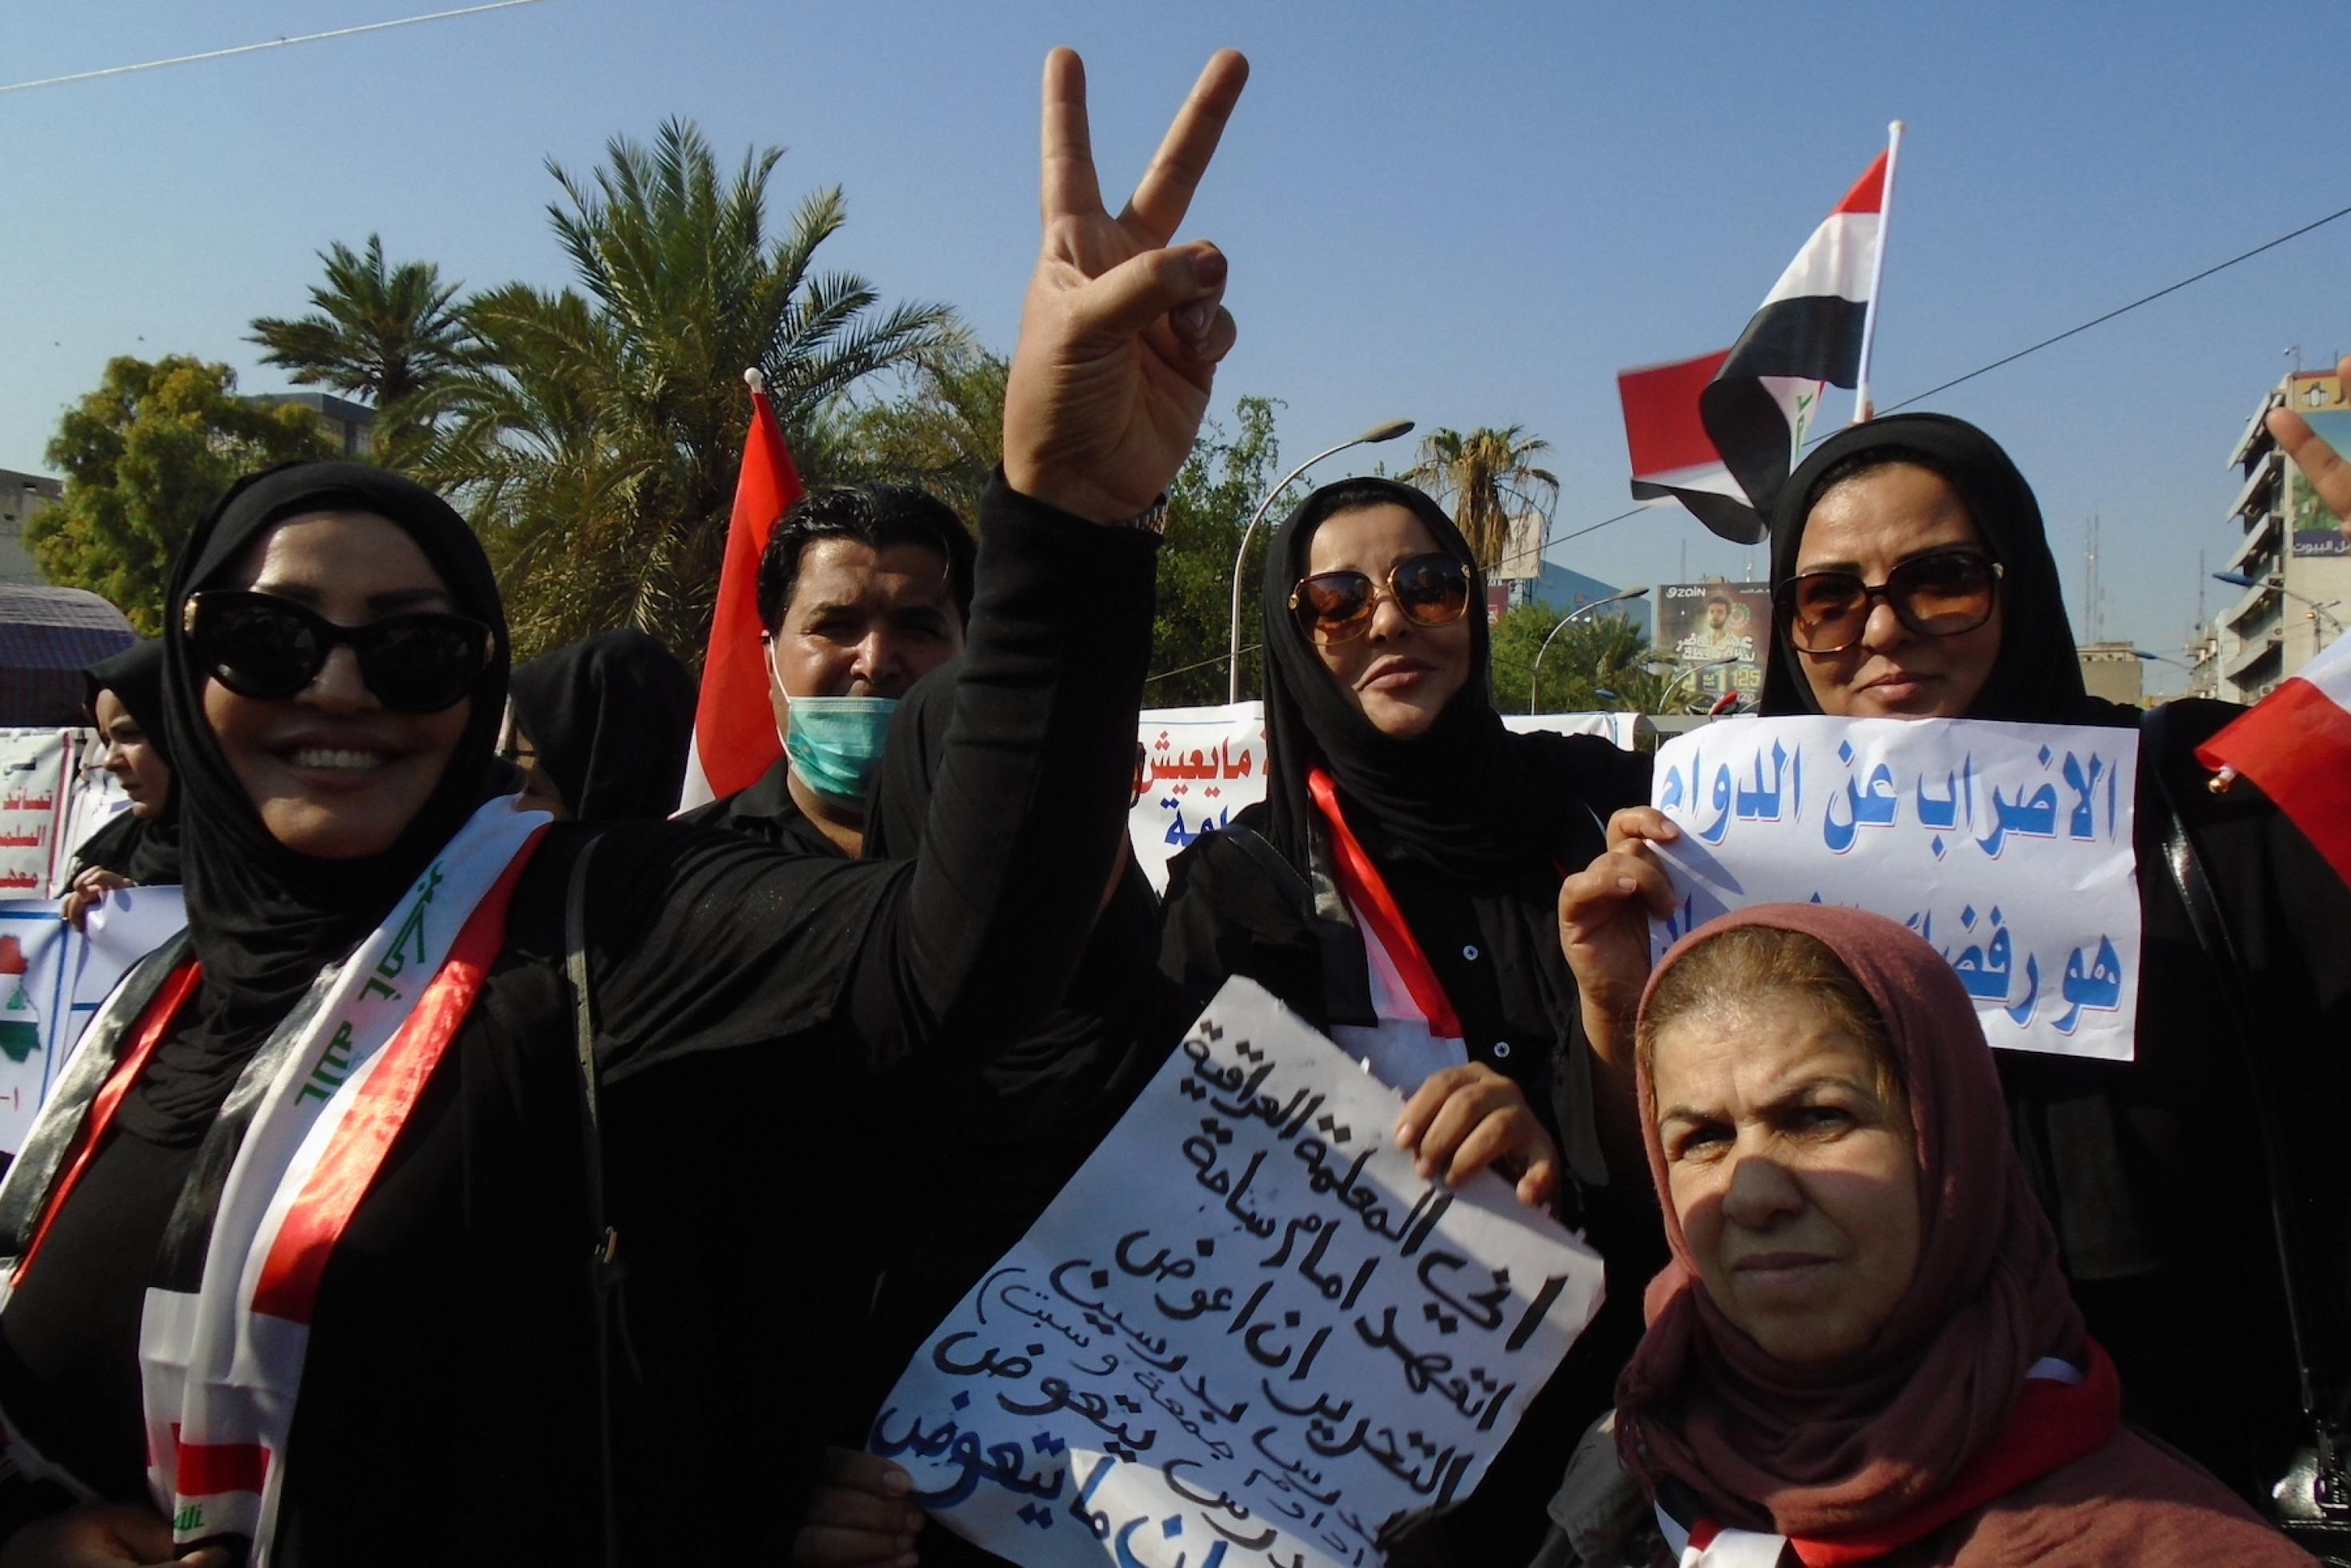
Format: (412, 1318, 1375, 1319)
(1149, 644, 1259, 688)
(1537, 198, 2351, 555)
(1879, 200, 2351, 413)
(0, 0, 549, 95)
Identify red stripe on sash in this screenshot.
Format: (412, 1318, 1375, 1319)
(16, 961, 203, 1281)
(169, 1422, 270, 1495)
(1306, 769, 1465, 1039)
(250, 830, 546, 1325)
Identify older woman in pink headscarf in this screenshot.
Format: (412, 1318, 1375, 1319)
(1543, 903, 2310, 1566)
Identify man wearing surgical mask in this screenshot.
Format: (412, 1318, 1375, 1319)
(681, 484, 973, 857)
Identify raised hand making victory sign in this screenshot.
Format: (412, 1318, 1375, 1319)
(1004, 47, 1248, 524)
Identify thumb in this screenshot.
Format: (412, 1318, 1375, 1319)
(176, 1550, 234, 1568)
(1066, 242, 1227, 351)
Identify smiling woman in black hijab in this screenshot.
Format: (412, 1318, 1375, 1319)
(0, 437, 1161, 1562)
(1160, 474, 1653, 1563)
(506, 629, 696, 820)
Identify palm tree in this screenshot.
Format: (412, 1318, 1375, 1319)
(1402, 425, 1560, 574)
(248, 235, 474, 455)
(412, 118, 959, 660)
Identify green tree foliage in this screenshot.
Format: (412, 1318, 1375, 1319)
(1146, 396, 1285, 708)
(1402, 425, 1559, 573)
(247, 235, 475, 459)
(412, 118, 958, 661)
(804, 343, 1007, 521)
(33, 356, 335, 632)
(1487, 604, 1649, 714)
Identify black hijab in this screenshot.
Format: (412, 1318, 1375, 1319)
(158, 461, 511, 1088)
(1760, 414, 2111, 724)
(77, 640, 182, 885)
(508, 629, 696, 821)
(1258, 476, 1596, 881)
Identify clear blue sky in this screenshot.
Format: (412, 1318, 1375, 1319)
(5, 0, 2346, 692)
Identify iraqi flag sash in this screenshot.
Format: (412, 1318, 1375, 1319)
(0, 796, 548, 1559)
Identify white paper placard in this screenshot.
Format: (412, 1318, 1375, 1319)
(1130, 707, 1640, 892)
(870, 977, 1607, 1567)
(1648, 716, 2140, 1061)
(0, 887, 187, 1154)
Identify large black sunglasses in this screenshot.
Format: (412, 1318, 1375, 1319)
(1289, 552, 1474, 645)
(1775, 550, 2004, 656)
(183, 590, 498, 714)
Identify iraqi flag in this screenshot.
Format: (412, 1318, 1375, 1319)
(2197, 635, 2351, 889)
(1619, 349, 1826, 546)
(1621, 147, 1891, 543)
(679, 368, 804, 810)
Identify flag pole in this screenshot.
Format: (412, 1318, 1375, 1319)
(1851, 119, 1905, 424)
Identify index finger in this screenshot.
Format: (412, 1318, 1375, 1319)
(1118, 50, 1250, 247)
(2270, 403, 2351, 527)
(1605, 806, 1679, 851)
(1040, 47, 1105, 224)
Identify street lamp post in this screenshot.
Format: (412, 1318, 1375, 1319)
(2213, 570, 2346, 634)
(1226, 419, 1416, 702)
(1528, 587, 1648, 712)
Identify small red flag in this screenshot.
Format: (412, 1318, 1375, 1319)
(679, 369, 804, 809)
(2197, 636, 2351, 890)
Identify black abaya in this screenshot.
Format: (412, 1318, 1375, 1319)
(0, 470, 1159, 1564)
(1159, 476, 1655, 1565)
(1761, 415, 2351, 1497)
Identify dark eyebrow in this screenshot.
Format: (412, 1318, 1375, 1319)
(367, 587, 455, 612)
(1793, 543, 1980, 579)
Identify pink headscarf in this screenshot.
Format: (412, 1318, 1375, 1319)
(1613, 903, 2086, 1539)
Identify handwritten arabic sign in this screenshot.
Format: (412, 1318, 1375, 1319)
(1649, 716, 2140, 1061)
(870, 977, 1606, 1567)
(1132, 707, 1640, 892)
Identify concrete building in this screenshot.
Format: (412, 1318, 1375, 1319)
(2214, 369, 2351, 701)
(2076, 640, 2146, 708)
(247, 391, 375, 458)
(0, 471, 62, 587)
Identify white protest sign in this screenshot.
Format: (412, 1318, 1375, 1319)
(0, 888, 187, 1154)
(871, 976, 1607, 1567)
(1130, 706, 1642, 892)
(1649, 716, 2140, 1061)
(1133, 704, 1266, 892)
(0, 732, 73, 896)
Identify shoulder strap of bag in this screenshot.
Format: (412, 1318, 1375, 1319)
(565, 832, 624, 1568)
(2142, 708, 2342, 1452)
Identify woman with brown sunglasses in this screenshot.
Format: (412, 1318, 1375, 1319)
(1160, 475, 1655, 1563)
(1559, 412, 2351, 1519)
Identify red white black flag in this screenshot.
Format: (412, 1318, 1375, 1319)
(1619, 148, 1892, 543)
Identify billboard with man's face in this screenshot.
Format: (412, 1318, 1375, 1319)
(1653, 583, 1772, 704)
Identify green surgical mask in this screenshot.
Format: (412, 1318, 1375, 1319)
(784, 696, 898, 807)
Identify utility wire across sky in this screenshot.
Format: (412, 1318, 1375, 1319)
(1538, 198, 2351, 558)
(0, 0, 549, 95)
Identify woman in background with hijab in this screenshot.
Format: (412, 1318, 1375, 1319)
(62, 642, 181, 929)
(1161, 475, 1652, 1563)
(0, 46, 1249, 1563)
(1560, 412, 2351, 1502)
(1538, 902, 2307, 1566)
(504, 628, 696, 820)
